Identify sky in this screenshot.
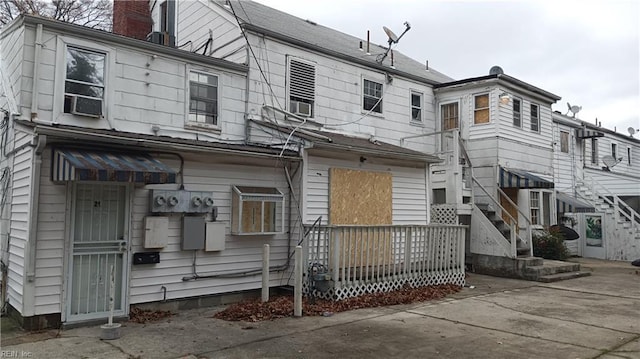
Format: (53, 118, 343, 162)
(256, 0, 640, 135)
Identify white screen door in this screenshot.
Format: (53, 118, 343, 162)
(68, 183, 129, 321)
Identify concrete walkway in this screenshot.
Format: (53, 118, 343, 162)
(2, 258, 639, 359)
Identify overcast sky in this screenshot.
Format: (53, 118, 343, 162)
(257, 0, 639, 135)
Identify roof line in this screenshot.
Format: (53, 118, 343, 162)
(434, 73, 561, 102)
(240, 23, 440, 86)
(10, 15, 248, 73)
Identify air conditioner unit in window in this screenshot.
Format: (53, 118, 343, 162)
(70, 96, 103, 118)
(290, 100, 312, 117)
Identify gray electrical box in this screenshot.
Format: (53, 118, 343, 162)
(182, 216, 205, 250)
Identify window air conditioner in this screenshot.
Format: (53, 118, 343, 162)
(71, 96, 103, 118)
(291, 100, 311, 117)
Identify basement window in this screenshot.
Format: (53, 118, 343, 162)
(231, 186, 284, 235)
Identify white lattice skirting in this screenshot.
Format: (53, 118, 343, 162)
(431, 205, 459, 225)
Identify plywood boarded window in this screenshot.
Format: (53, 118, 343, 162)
(329, 168, 392, 225)
(231, 186, 284, 235)
(474, 94, 490, 124)
(329, 168, 393, 268)
(560, 131, 569, 153)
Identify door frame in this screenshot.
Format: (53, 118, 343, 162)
(64, 182, 132, 322)
(581, 213, 606, 259)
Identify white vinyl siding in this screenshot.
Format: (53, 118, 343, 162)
(129, 157, 291, 304)
(305, 156, 428, 225)
(7, 132, 34, 314)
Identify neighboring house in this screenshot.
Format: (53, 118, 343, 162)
(553, 112, 640, 260)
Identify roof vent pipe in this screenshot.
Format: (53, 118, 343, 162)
(367, 30, 370, 54)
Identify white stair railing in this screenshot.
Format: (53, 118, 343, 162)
(578, 173, 640, 232)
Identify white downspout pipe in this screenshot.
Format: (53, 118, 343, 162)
(23, 23, 44, 316)
(31, 24, 43, 120)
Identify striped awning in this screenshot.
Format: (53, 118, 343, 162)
(53, 148, 176, 184)
(499, 167, 554, 189)
(556, 191, 595, 214)
(576, 128, 605, 139)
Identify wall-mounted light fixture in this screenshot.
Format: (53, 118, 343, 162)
(499, 92, 511, 105)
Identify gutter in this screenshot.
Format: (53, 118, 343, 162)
(31, 125, 301, 161)
(312, 142, 442, 164)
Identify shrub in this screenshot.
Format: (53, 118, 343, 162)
(532, 229, 569, 260)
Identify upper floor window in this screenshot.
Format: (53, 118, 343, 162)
(441, 102, 459, 130)
(411, 91, 423, 122)
(611, 143, 617, 159)
(560, 131, 569, 153)
(474, 94, 489, 124)
(628, 147, 632, 166)
(512, 98, 521, 127)
(530, 104, 539, 132)
(64, 47, 105, 117)
(287, 58, 316, 117)
(189, 71, 218, 125)
(363, 79, 383, 113)
(591, 138, 598, 164)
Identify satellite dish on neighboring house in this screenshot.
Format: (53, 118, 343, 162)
(383, 26, 399, 44)
(602, 155, 619, 170)
(489, 66, 504, 75)
(629, 127, 638, 137)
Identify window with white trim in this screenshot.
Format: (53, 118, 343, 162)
(530, 190, 552, 226)
(474, 94, 489, 124)
(560, 131, 569, 153)
(363, 79, 383, 113)
(530, 103, 539, 132)
(628, 147, 632, 166)
(411, 91, 423, 122)
(530, 191, 540, 225)
(441, 102, 459, 130)
(591, 138, 598, 164)
(189, 71, 218, 125)
(513, 98, 521, 127)
(231, 186, 284, 235)
(611, 143, 617, 159)
(64, 46, 105, 117)
(287, 57, 316, 117)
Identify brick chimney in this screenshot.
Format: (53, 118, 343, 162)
(113, 0, 152, 41)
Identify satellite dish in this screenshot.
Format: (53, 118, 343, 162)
(566, 102, 582, 118)
(629, 127, 637, 136)
(489, 66, 504, 75)
(383, 26, 399, 44)
(602, 155, 619, 169)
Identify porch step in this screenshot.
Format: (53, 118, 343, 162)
(523, 260, 582, 281)
(515, 256, 543, 267)
(537, 271, 591, 283)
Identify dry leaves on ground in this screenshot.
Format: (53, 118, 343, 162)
(129, 307, 175, 323)
(213, 283, 461, 322)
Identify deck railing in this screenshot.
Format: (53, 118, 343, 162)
(303, 224, 466, 300)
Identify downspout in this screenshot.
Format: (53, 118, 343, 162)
(243, 40, 251, 142)
(23, 23, 44, 316)
(31, 24, 43, 120)
(425, 163, 431, 224)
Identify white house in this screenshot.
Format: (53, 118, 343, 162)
(553, 112, 640, 260)
(0, 0, 470, 329)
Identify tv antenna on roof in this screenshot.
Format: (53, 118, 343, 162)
(377, 22, 411, 64)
